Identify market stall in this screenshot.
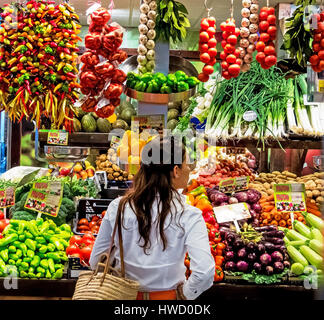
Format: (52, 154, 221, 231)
(0, 0, 323, 300)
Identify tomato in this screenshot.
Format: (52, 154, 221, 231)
(267, 15, 276, 25)
(224, 44, 235, 54)
(66, 244, 81, 256)
(0, 211, 4, 220)
(101, 210, 106, 218)
(264, 45, 275, 56)
(256, 41, 265, 52)
(207, 16, 216, 27)
(222, 71, 231, 80)
(199, 43, 209, 53)
(227, 35, 237, 45)
(236, 58, 242, 66)
(0, 219, 9, 233)
(259, 21, 269, 32)
(226, 54, 236, 64)
(80, 246, 93, 263)
(314, 33, 322, 43)
(312, 64, 322, 73)
(259, 11, 268, 21)
(208, 47, 217, 58)
(208, 38, 217, 47)
(91, 225, 100, 234)
(200, 52, 211, 64)
(259, 33, 270, 43)
(78, 225, 90, 232)
(200, 18, 209, 30)
(234, 28, 241, 37)
(82, 233, 95, 242)
(82, 238, 95, 246)
(197, 72, 209, 82)
(256, 52, 266, 63)
(220, 22, 227, 32)
(89, 221, 97, 229)
(208, 58, 217, 66)
(69, 235, 83, 246)
(320, 39, 324, 49)
(228, 64, 240, 76)
(221, 61, 229, 70)
(318, 50, 324, 60)
(199, 31, 209, 42)
(78, 218, 89, 226)
(70, 253, 81, 259)
(234, 49, 241, 58)
(267, 26, 277, 36)
(267, 7, 275, 15)
(313, 43, 321, 53)
(91, 215, 100, 222)
(207, 27, 216, 37)
(225, 22, 235, 33)
(220, 51, 227, 60)
(0, 234, 3, 239)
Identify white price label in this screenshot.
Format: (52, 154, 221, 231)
(243, 110, 257, 122)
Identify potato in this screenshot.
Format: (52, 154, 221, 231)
(321, 191, 324, 197)
(267, 189, 274, 195)
(128, 174, 134, 180)
(272, 171, 281, 175)
(284, 172, 297, 178)
(95, 160, 101, 167)
(315, 179, 324, 185)
(108, 148, 115, 156)
(112, 164, 120, 172)
(316, 196, 324, 203)
(108, 173, 114, 180)
(261, 191, 268, 198)
(106, 168, 114, 174)
(123, 172, 128, 178)
(113, 172, 120, 178)
(118, 176, 124, 181)
(99, 154, 107, 161)
(264, 182, 271, 190)
(306, 190, 313, 198)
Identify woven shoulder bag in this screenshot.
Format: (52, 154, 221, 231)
(72, 207, 140, 300)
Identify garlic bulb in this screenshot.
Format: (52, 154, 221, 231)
(241, 63, 251, 72)
(250, 4, 259, 13)
(240, 27, 250, 38)
(249, 23, 258, 33)
(138, 65, 147, 74)
(243, 53, 253, 63)
(248, 33, 258, 43)
(139, 24, 148, 35)
(249, 13, 258, 24)
(147, 29, 156, 40)
(246, 44, 255, 53)
(242, 0, 251, 8)
(146, 39, 155, 50)
(146, 60, 155, 72)
(147, 19, 156, 29)
(140, 4, 149, 14)
(241, 17, 250, 28)
(148, 10, 157, 20)
(137, 55, 147, 66)
(149, 1, 157, 11)
(140, 13, 148, 24)
(239, 47, 246, 58)
(146, 49, 155, 60)
(138, 44, 147, 55)
(139, 34, 148, 45)
(239, 38, 250, 48)
(241, 8, 250, 18)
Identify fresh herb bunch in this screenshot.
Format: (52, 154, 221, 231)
(155, 0, 190, 43)
(281, 0, 316, 69)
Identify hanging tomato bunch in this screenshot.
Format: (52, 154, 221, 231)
(0, 0, 82, 129)
(309, 11, 324, 73)
(79, 7, 127, 118)
(198, 16, 217, 82)
(220, 18, 241, 79)
(239, 0, 259, 72)
(255, 6, 277, 69)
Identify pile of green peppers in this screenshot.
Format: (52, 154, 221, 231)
(0, 218, 73, 280)
(126, 71, 200, 94)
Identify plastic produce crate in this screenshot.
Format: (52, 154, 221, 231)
(99, 180, 132, 199)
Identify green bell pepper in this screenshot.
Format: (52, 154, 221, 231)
(39, 245, 48, 254)
(8, 246, 16, 253)
(146, 80, 160, 93)
(48, 258, 55, 274)
(167, 74, 177, 90)
(160, 84, 173, 94)
(8, 259, 16, 266)
(0, 233, 18, 247)
(35, 236, 47, 244)
(9, 253, 19, 261)
(40, 259, 48, 269)
(31, 256, 40, 268)
(20, 270, 28, 278)
(175, 70, 188, 82)
(35, 272, 42, 278)
(134, 81, 147, 92)
(186, 76, 200, 88)
(0, 257, 7, 274)
(28, 272, 37, 279)
(23, 257, 32, 263)
(46, 252, 62, 262)
(37, 266, 46, 274)
(36, 218, 44, 227)
(27, 221, 39, 237)
(47, 243, 56, 252)
(27, 250, 35, 259)
(28, 267, 35, 274)
(16, 259, 22, 267)
(18, 234, 26, 242)
(54, 264, 65, 270)
(24, 232, 34, 239)
(25, 239, 36, 251)
(59, 224, 71, 233)
(126, 79, 137, 89)
(56, 231, 72, 241)
(37, 253, 47, 259)
(16, 249, 23, 259)
(126, 71, 139, 82)
(17, 221, 27, 235)
(141, 72, 154, 83)
(13, 241, 27, 256)
(53, 268, 63, 279)
(20, 262, 29, 271)
(154, 72, 167, 86)
(177, 81, 189, 92)
(45, 269, 52, 279)
(0, 249, 8, 262)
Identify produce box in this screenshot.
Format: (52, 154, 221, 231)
(73, 198, 112, 236)
(99, 180, 132, 199)
(68, 257, 90, 279)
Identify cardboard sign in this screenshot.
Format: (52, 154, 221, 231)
(213, 203, 251, 224)
(0, 186, 15, 208)
(274, 184, 306, 212)
(226, 147, 246, 155)
(24, 181, 63, 217)
(47, 130, 68, 146)
(219, 176, 250, 193)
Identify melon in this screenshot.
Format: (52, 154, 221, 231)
(97, 118, 112, 133)
(167, 119, 178, 131)
(112, 119, 128, 130)
(167, 109, 179, 121)
(81, 114, 97, 132)
(119, 108, 136, 125)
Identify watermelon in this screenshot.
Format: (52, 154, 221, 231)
(97, 118, 112, 133)
(81, 114, 97, 132)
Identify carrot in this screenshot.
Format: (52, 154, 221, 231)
(297, 216, 304, 222)
(306, 201, 319, 209)
(262, 219, 268, 225)
(270, 220, 278, 226)
(307, 208, 322, 217)
(288, 225, 292, 229)
(263, 205, 275, 212)
(274, 213, 282, 221)
(279, 220, 286, 227)
(282, 212, 290, 220)
(287, 219, 292, 226)
(261, 213, 267, 219)
(267, 212, 274, 220)
(267, 194, 274, 201)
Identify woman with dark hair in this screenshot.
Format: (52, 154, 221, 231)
(90, 136, 215, 300)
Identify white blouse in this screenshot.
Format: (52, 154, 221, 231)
(89, 194, 215, 300)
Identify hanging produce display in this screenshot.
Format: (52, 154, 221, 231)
(137, 0, 157, 74)
(0, 0, 82, 129)
(155, 0, 190, 44)
(79, 7, 127, 118)
(255, 6, 277, 69)
(309, 9, 324, 72)
(198, 5, 217, 83)
(281, 0, 315, 70)
(239, 0, 259, 72)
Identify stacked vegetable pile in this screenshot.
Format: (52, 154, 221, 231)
(126, 70, 199, 93)
(198, 15, 217, 82)
(282, 212, 323, 277)
(75, 210, 105, 236)
(0, 218, 71, 279)
(79, 7, 127, 118)
(185, 185, 226, 282)
(239, 0, 259, 72)
(222, 224, 290, 280)
(66, 233, 95, 266)
(309, 10, 324, 72)
(0, 0, 82, 129)
(137, 0, 157, 74)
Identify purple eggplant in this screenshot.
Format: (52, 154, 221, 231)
(246, 241, 256, 252)
(253, 262, 262, 273)
(265, 266, 274, 275)
(257, 243, 266, 254)
(255, 225, 277, 232)
(273, 261, 284, 273)
(237, 248, 247, 259)
(247, 252, 257, 262)
(225, 251, 235, 261)
(224, 261, 236, 272)
(271, 251, 284, 262)
(226, 232, 237, 244)
(284, 253, 290, 261)
(263, 242, 276, 252)
(263, 237, 284, 245)
(260, 253, 272, 266)
(233, 238, 244, 248)
(220, 227, 234, 238)
(262, 230, 285, 239)
(237, 260, 249, 272)
(283, 260, 291, 269)
(273, 245, 287, 254)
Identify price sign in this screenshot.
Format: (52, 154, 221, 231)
(47, 130, 68, 146)
(213, 203, 251, 224)
(226, 147, 246, 155)
(219, 176, 250, 193)
(274, 184, 306, 213)
(0, 186, 15, 208)
(77, 199, 112, 216)
(243, 110, 257, 122)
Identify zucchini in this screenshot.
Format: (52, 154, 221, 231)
(293, 220, 312, 239)
(310, 227, 324, 242)
(307, 239, 324, 256)
(287, 245, 308, 267)
(300, 245, 323, 269)
(284, 229, 308, 242)
(289, 240, 306, 248)
(283, 236, 290, 246)
(303, 212, 324, 231)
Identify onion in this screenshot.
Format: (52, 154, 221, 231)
(250, 4, 259, 13)
(247, 159, 256, 168)
(140, 4, 149, 14)
(138, 24, 148, 35)
(241, 18, 250, 28)
(240, 27, 250, 38)
(249, 24, 258, 34)
(239, 38, 250, 48)
(147, 29, 156, 40)
(252, 203, 262, 213)
(241, 8, 251, 18)
(229, 197, 239, 204)
(139, 34, 148, 45)
(140, 13, 148, 24)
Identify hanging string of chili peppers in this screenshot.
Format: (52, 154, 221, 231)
(79, 6, 127, 118)
(219, 0, 241, 79)
(0, 0, 82, 129)
(197, 1, 217, 83)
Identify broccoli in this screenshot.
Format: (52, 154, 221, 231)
(61, 198, 76, 222)
(12, 210, 37, 221)
(63, 184, 72, 199)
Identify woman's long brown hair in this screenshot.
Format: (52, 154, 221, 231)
(116, 136, 186, 254)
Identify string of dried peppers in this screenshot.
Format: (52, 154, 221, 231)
(0, 0, 82, 129)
